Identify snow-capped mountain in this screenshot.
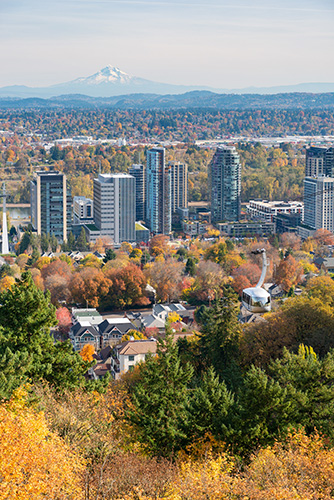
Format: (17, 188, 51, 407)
(70, 65, 134, 86)
(0, 66, 334, 98)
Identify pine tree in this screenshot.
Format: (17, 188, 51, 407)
(40, 232, 50, 253)
(76, 228, 88, 251)
(0, 272, 101, 397)
(187, 366, 234, 441)
(127, 328, 194, 458)
(67, 231, 76, 252)
(185, 256, 196, 276)
(197, 290, 242, 389)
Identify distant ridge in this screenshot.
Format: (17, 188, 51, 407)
(1, 65, 334, 98)
(1, 91, 334, 110)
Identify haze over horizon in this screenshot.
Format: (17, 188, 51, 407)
(1, 0, 333, 89)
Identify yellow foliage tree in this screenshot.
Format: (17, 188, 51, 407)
(0, 275, 15, 292)
(122, 329, 147, 342)
(0, 388, 84, 500)
(80, 344, 95, 362)
(168, 312, 181, 323)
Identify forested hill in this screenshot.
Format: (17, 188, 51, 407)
(1, 91, 334, 109)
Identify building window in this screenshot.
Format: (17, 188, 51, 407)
(128, 365, 134, 372)
(129, 355, 135, 361)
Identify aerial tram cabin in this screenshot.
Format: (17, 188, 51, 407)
(242, 248, 271, 313)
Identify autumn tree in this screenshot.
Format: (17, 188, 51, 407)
(145, 259, 184, 303)
(0, 388, 84, 500)
(71, 267, 112, 308)
(104, 263, 149, 309)
(80, 344, 95, 362)
(274, 254, 303, 292)
(183, 260, 226, 305)
(149, 234, 168, 257)
(241, 295, 334, 366)
(56, 306, 72, 335)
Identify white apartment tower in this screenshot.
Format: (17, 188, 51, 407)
(93, 173, 136, 245)
(169, 162, 188, 213)
(304, 176, 334, 231)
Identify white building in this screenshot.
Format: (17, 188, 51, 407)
(93, 173, 136, 245)
(247, 200, 304, 222)
(112, 340, 157, 377)
(73, 196, 93, 224)
(304, 176, 334, 231)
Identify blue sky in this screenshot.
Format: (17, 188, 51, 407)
(1, 0, 333, 88)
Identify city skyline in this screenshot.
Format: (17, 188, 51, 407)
(1, 0, 333, 88)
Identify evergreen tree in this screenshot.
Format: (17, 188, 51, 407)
(185, 256, 196, 276)
(196, 290, 242, 388)
(231, 365, 291, 454)
(67, 231, 76, 252)
(40, 232, 50, 253)
(26, 248, 40, 268)
(127, 328, 194, 458)
(103, 248, 116, 263)
(50, 234, 58, 252)
(187, 366, 234, 441)
(76, 228, 88, 251)
(0, 272, 102, 398)
(269, 345, 334, 442)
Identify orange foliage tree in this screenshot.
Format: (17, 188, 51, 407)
(80, 344, 95, 362)
(274, 254, 303, 292)
(71, 268, 112, 308)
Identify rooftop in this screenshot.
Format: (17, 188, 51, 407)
(118, 340, 157, 356)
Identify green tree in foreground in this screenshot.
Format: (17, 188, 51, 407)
(0, 272, 105, 398)
(127, 328, 194, 458)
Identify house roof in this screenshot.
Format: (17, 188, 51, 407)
(141, 314, 165, 329)
(99, 318, 137, 334)
(118, 340, 157, 356)
(71, 321, 99, 338)
(323, 257, 334, 268)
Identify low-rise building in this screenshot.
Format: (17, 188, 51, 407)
(69, 321, 100, 351)
(112, 339, 157, 378)
(247, 200, 304, 222)
(98, 317, 138, 347)
(217, 221, 275, 238)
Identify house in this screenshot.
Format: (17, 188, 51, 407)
(98, 317, 139, 347)
(153, 303, 186, 321)
(112, 339, 157, 378)
(72, 308, 103, 326)
(141, 314, 166, 334)
(69, 321, 100, 351)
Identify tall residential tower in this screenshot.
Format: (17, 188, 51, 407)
(146, 148, 171, 234)
(30, 170, 71, 242)
(169, 162, 188, 214)
(210, 146, 241, 223)
(129, 163, 145, 221)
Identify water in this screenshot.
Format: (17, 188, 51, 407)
(7, 207, 30, 221)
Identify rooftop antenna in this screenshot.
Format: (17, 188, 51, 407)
(2, 183, 9, 255)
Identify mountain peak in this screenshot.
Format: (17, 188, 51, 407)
(73, 66, 133, 86)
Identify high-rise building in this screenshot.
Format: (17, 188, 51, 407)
(304, 176, 334, 231)
(93, 173, 135, 245)
(129, 164, 145, 221)
(146, 148, 171, 234)
(305, 146, 334, 177)
(30, 170, 71, 242)
(169, 162, 188, 213)
(210, 146, 241, 223)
